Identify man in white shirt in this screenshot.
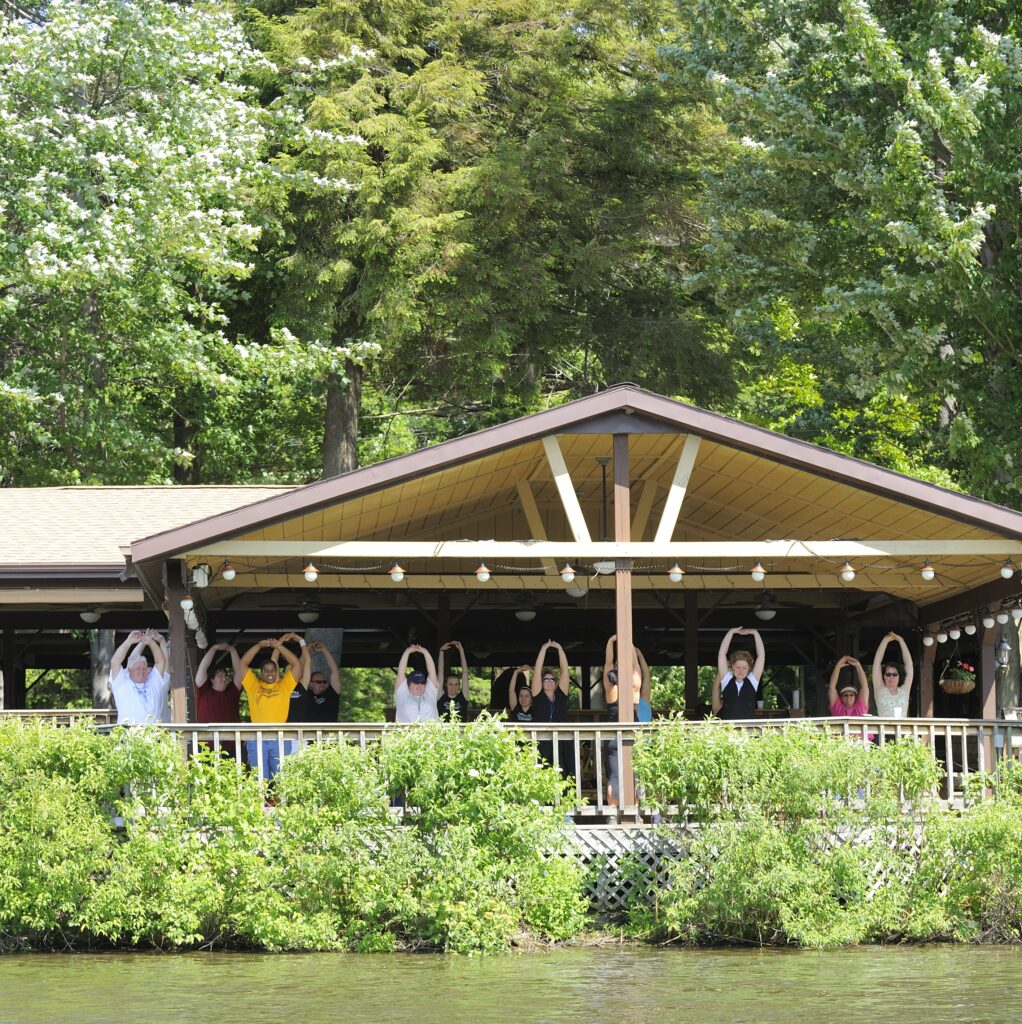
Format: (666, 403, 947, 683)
(108, 629, 171, 724)
(394, 643, 439, 723)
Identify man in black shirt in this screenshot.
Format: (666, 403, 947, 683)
(292, 640, 341, 723)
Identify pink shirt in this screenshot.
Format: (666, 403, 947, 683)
(830, 695, 867, 717)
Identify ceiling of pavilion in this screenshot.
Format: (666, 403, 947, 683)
(128, 388, 1022, 633)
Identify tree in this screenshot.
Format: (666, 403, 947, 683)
(238, 0, 727, 476)
(0, 0, 292, 484)
(665, 0, 1022, 501)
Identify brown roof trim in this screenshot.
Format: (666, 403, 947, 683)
(130, 385, 1022, 565)
(917, 577, 1022, 624)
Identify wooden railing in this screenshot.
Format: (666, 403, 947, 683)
(0, 708, 117, 726)
(71, 716, 1022, 817)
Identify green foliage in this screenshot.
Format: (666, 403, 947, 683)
(667, 0, 1022, 503)
(630, 723, 947, 947)
(0, 719, 585, 953)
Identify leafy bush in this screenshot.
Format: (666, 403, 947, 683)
(0, 718, 585, 954)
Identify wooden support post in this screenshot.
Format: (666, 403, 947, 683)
(980, 623, 998, 720)
(919, 625, 937, 717)
(165, 560, 189, 724)
(1, 629, 13, 710)
(685, 590, 700, 713)
(613, 434, 636, 811)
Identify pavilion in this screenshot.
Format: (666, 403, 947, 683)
(2, 385, 1022, 722)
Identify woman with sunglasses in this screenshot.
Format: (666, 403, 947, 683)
(871, 632, 914, 718)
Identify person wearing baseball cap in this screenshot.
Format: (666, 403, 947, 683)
(394, 644, 440, 723)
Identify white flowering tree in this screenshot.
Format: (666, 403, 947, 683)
(0, 0, 312, 483)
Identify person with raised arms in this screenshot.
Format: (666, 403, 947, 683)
(712, 626, 766, 720)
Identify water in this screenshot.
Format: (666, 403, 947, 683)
(1, 946, 1020, 1023)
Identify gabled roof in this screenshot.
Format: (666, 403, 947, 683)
(131, 384, 1022, 567)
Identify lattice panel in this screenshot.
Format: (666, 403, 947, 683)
(561, 825, 691, 914)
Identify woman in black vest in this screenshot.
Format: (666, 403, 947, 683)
(712, 626, 766, 720)
(531, 639, 574, 778)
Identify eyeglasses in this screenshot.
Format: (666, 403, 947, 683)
(884, 671, 899, 677)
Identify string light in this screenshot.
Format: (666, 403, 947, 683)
(180, 593, 194, 611)
(997, 610, 1010, 624)
(948, 627, 961, 640)
(983, 614, 996, 629)
(559, 563, 576, 584)
(750, 562, 766, 582)
(388, 563, 405, 583)
(1001, 560, 1015, 579)
(936, 630, 948, 644)
(922, 634, 934, 647)
(221, 560, 236, 581)
(839, 561, 856, 583)
(964, 622, 977, 636)
(303, 562, 319, 583)
(668, 563, 685, 583)
(921, 560, 936, 582)
(475, 563, 491, 583)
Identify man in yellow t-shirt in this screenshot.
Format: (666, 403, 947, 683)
(238, 635, 303, 780)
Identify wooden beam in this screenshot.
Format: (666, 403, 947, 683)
(685, 591, 699, 711)
(0, 588, 146, 605)
(187, 539, 1022, 559)
(613, 435, 635, 811)
(165, 560, 189, 724)
(515, 480, 558, 577)
(980, 623, 998, 720)
(919, 626, 937, 717)
(541, 436, 592, 543)
(630, 480, 658, 541)
(653, 435, 701, 544)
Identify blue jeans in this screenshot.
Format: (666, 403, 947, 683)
(246, 738, 288, 781)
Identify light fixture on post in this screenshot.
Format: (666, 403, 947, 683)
(750, 562, 766, 582)
(388, 563, 405, 583)
(559, 563, 576, 584)
(949, 626, 961, 640)
(839, 561, 856, 583)
(79, 608, 101, 624)
(191, 563, 212, 589)
(303, 562, 319, 583)
(668, 563, 685, 583)
(180, 592, 194, 612)
(475, 563, 491, 583)
(515, 609, 536, 622)
(221, 560, 236, 581)
(997, 635, 1012, 668)
(964, 622, 977, 636)
(983, 613, 996, 629)
(936, 629, 949, 644)
(921, 560, 936, 582)
(922, 634, 935, 647)
(1001, 560, 1015, 579)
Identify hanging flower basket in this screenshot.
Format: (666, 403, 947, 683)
(939, 660, 976, 695)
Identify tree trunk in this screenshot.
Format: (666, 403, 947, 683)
(90, 629, 114, 708)
(323, 358, 362, 478)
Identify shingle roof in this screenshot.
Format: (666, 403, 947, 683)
(0, 486, 295, 570)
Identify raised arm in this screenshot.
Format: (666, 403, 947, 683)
(716, 628, 738, 678)
(419, 646, 439, 688)
(552, 641, 570, 695)
(893, 633, 914, 692)
(224, 643, 242, 688)
(453, 641, 469, 697)
(850, 657, 868, 700)
(238, 638, 271, 675)
(311, 641, 341, 694)
(532, 641, 552, 695)
(275, 633, 304, 678)
(396, 645, 414, 690)
(636, 646, 651, 702)
(508, 666, 529, 710)
(195, 643, 224, 688)
(747, 628, 766, 679)
(871, 633, 889, 692)
(828, 655, 848, 707)
(145, 630, 167, 676)
(110, 631, 143, 679)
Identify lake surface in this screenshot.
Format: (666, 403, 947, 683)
(1, 946, 1019, 1023)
